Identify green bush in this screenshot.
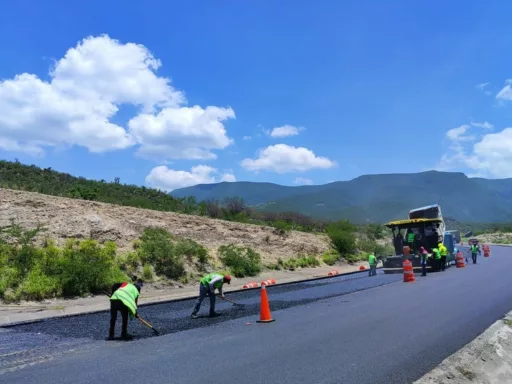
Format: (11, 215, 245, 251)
(17, 265, 61, 301)
(358, 238, 378, 253)
(322, 250, 340, 266)
(218, 244, 261, 277)
(175, 238, 209, 265)
(327, 229, 357, 256)
(59, 239, 127, 296)
(344, 254, 362, 263)
(137, 227, 185, 279)
(295, 256, 320, 268)
(142, 264, 154, 282)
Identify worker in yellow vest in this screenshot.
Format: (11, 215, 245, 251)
(368, 252, 377, 277)
(438, 243, 448, 271)
(108, 281, 142, 340)
(191, 273, 232, 319)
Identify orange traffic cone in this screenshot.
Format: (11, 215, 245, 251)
(257, 285, 275, 323)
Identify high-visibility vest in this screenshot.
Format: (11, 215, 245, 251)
(439, 245, 447, 256)
(200, 273, 224, 290)
(111, 283, 139, 319)
(368, 254, 377, 265)
(432, 248, 441, 259)
(471, 245, 479, 253)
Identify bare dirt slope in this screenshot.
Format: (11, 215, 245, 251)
(0, 188, 330, 262)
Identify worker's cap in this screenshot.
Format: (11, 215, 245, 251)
(223, 275, 232, 284)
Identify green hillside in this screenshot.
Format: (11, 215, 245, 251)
(172, 171, 512, 223)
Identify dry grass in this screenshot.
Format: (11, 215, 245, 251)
(0, 188, 330, 265)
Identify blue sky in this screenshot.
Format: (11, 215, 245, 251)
(1, 0, 512, 191)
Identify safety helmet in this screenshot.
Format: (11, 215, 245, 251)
(224, 275, 232, 284)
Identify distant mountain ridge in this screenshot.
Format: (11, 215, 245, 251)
(171, 171, 512, 223)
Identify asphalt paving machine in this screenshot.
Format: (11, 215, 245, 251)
(382, 218, 455, 274)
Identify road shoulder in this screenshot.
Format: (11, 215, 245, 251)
(415, 310, 512, 383)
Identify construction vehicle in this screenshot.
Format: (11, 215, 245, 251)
(445, 230, 461, 244)
(381, 204, 455, 274)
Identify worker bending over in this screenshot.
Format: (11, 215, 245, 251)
(191, 273, 231, 319)
(108, 280, 143, 340)
(469, 243, 481, 264)
(438, 242, 448, 271)
(368, 252, 377, 277)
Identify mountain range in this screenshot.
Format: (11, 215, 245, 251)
(171, 171, 512, 223)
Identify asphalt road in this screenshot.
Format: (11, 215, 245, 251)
(2, 246, 511, 384)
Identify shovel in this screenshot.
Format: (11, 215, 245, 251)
(218, 295, 246, 308)
(137, 315, 160, 335)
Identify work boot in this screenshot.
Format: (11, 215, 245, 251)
(190, 313, 198, 319)
(209, 311, 221, 318)
(106, 329, 115, 341)
(121, 333, 133, 341)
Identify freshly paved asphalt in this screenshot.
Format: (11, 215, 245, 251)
(2, 247, 512, 384)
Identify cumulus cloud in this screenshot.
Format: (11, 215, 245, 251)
(437, 121, 512, 177)
(0, 34, 235, 160)
(294, 177, 313, 185)
(145, 165, 236, 191)
(240, 144, 336, 173)
(268, 125, 303, 138)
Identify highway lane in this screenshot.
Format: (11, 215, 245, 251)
(2, 247, 511, 383)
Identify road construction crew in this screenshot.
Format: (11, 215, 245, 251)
(438, 242, 448, 271)
(419, 246, 429, 276)
(191, 273, 231, 319)
(368, 252, 377, 277)
(432, 247, 441, 271)
(469, 243, 481, 264)
(108, 280, 142, 340)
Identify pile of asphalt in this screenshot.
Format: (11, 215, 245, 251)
(4, 271, 401, 341)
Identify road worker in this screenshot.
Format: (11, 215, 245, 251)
(368, 252, 377, 277)
(419, 246, 429, 276)
(191, 273, 232, 319)
(438, 242, 448, 271)
(432, 247, 442, 271)
(107, 280, 143, 341)
(469, 243, 481, 264)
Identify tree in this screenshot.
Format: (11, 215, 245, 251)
(223, 197, 245, 216)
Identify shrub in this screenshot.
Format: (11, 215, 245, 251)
(322, 250, 340, 266)
(358, 238, 378, 253)
(296, 256, 320, 268)
(142, 264, 154, 282)
(17, 265, 61, 301)
(328, 230, 357, 256)
(137, 227, 185, 279)
(175, 238, 209, 265)
(218, 244, 262, 277)
(59, 239, 127, 296)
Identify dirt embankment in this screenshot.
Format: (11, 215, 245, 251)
(0, 188, 331, 263)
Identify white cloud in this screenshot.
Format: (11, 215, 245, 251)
(437, 122, 512, 178)
(145, 165, 236, 191)
(446, 125, 470, 141)
(243, 136, 252, 141)
(294, 177, 313, 185)
(129, 105, 235, 161)
(471, 121, 493, 130)
(0, 34, 235, 160)
(240, 144, 336, 173)
(496, 85, 512, 100)
(476, 82, 489, 90)
(221, 173, 236, 182)
(268, 125, 303, 138)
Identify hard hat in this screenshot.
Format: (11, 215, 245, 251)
(224, 275, 232, 284)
